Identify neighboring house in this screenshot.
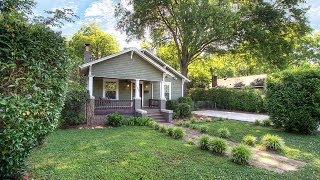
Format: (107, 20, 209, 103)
(213, 74, 267, 89)
(79, 46, 190, 124)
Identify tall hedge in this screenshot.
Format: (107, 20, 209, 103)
(191, 88, 265, 113)
(0, 11, 71, 178)
(266, 67, 320, 134)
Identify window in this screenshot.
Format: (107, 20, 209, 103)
(103, 79, 118, 99)
(163, 82, 171, 100)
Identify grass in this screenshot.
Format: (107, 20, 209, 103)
(28, 126, 320, 179)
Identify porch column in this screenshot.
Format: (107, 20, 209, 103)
(159, 81, 166, 110)
(134, 79, 141, 110)
(88, 75, 94, 98)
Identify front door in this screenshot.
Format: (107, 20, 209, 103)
(132, 83, 143, 106)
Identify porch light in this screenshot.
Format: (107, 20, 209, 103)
(126, 83, 130, 87)
(145, 85, 148, 88)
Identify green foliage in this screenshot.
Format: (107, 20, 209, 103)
(166, 100, 179, 111)
(0, 3, 72, 177)
(189, 124, 198, 130)
(198, 135, 210, 150)
(172, 127, 185, 139)
(253, 119, 261, 126)
(159, 125, 168, 133)
(190, 116, 197, 123)
(167, 127, 174, 136)
(184, 121, 191, 128)
(60, 90, 89, 127)
(153, 123, 161, 130)
(265, 67, 320, 134)
(177, 103, 192, 118)
(176, 120, 184, 126)
(68, 22, 120, 60)
(262, 119, 272, 127)
(205, 117, 212, 122)
(177, 96, 193, 106)
(218, 128, 231, 138)
(242, 135, 257, 147)
(106, 112, 124, 127)
(191, 88, 265, 113)
(231, 144, 252, 164)
(261, 134, 285, 151)
(208, 137, 228, 154)
(199, 126, 209, 133)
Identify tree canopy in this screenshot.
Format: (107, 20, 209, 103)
(115, 0, 310, 94)
(68, 23, 120, 60)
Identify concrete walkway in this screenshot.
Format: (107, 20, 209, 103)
(192, 110, 269, 122)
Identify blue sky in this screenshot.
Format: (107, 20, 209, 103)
(34, 0, 320, 48)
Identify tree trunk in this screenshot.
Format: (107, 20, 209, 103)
(180, 48, 190, 96)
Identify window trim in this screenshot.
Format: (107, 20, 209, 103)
(103, 79, 119, 100)
(163, 82, 171, 100)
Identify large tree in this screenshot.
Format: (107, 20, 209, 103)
(115, 0, 310, 93)
(68, 22, 120, 60)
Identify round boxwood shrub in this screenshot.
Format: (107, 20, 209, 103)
(242, 135, 257, 147)
(198, 135, 210, 150)
(261, 134, 285, 151)
(177, 103, 191, 118)
(166, 100, 179, 111)
(106, 112, 124, 127)
(172, 127, 185, 139)
(266, 67, 320, 134)
(231, 144, 252, 164)
(208, 137, 228, 154)
(218, 127, 231, 138)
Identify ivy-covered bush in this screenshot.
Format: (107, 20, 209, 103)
(60, 90, 89, 127)
(266, 67, 320, 134)
(177, 96, 193, 106)
(191, 88, 265, 113)
(0, 7, 71, 178)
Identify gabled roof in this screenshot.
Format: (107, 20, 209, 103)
(140, 49, 191, 82)
(79, 47, 175, 78)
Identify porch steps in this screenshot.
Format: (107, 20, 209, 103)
(144, 108, 166, 122)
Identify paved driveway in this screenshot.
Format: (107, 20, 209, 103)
(192, 110, 269, 123)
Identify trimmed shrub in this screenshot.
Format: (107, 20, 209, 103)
(172, 127, 185, 139)
(262, 119, 272, 127)
(208, 137, 228, 154)
(231, 144, 252, 164)
(166, 100, 179, 111)
(177, 103, 192, 117)
(253, 119, 261, 126)
(199, 126, 209, 133)
(0, 9, 72, 178)
(261, 134, 284, 151)
(199, 135, 210, 150)
(60, 90, 89, 127)
(266, 67, 320, 134)
(177, 96, 193, 106)
(106, 112, 124, 127)
(218, 127, 231, 138)
(167, 127, 174, 136)
(190, 88, 265, 113)
(242, 135, 257, 147)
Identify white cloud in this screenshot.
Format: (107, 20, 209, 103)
(83, 0, 140, 49)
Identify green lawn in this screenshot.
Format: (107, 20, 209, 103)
(29, 126, 320, 179)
